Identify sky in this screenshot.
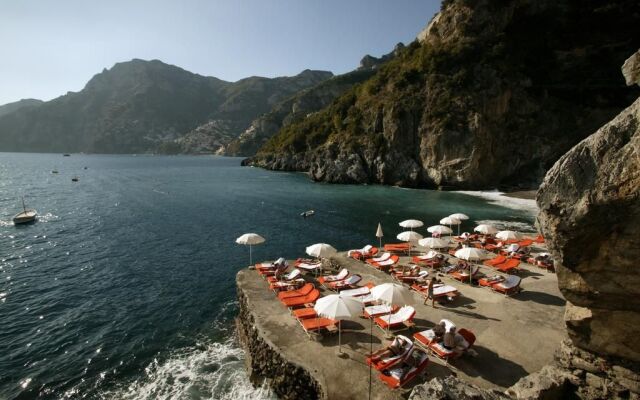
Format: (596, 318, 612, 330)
(0, 0, 440, 105)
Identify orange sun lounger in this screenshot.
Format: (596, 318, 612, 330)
(317, 268, 349, 284)
(413, 327, 476, 361)
(277, 283, 314, 300)
(367, 254, 400, 269)
(491, 275, 522, 296)
(495, 258, 520, 273)
(383, 243, 411, 252)
(374, 306, 416, 330)
(300, 317, 339, 336)
(483, 254, 506, 266)
(281, 289, 320, 308)
(366, 335, 413, 371)
(292, 307, 317, 320)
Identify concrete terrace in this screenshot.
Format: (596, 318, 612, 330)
(236, 248, 566, 399)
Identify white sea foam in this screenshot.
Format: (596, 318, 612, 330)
(474, 219, 536, 233)
(95, 336, 274, 400)
(456, 190, 538, 215)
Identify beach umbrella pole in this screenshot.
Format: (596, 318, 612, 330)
(339, 324, 342, 354)
(249, 244, 252, 266)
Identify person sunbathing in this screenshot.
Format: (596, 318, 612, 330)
(432, 321, 446, 338)
(443, 326, 468, 357)
(369, 336, 411, 362)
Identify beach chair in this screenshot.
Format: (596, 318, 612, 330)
(267, 268, 301, 284)
(363, 304, 396, 318)
(491, 275, 522, 296)
(300, 317, 339, 337)
(277, 283, 314, 300)
(281, 289, 320, 308)
(383, 243, 411, 253)
(518, 239, 533, 247)
(394, 270, 429, 284)
(339, 285, 371, 297)
(328, 274, 362, 290)
(366, 252, 391, 263)
(450, 265, 481, 283)
(478, 275, 505, 287)
(348, 245, 379, 260)
(317, 268, 349, 284)
(269, 279, 305, 292)
(495, 258, 520, 273)
(367, 255, 399, 270)
(292, 307, 317, 320)
(413, 327, 475, 362)
(411, 283, 459, 303)
(374, 306, 416, 331)
(366, 335, 413, 371)
(534, 234, 545, 244)
(483, 254, 506, 266)
(378, 348, 429, 389)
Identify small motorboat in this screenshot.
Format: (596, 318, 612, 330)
(300, 210, 315, 218)
(63, 154, 71, 157)
(13, 197, 37, 225)
(71, 176, 79, 182)
(51, 169, 59, 174)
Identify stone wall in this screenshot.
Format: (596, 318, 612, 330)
(236, 286, 323, 400)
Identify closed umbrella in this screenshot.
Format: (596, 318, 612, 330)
(235, 233, 265, 267)
(376, 223, 384, 249)
(474, 224, 498, 235)
(418, 237, 449, 249)
(397, 231, 422, 256)
(314, 294, 363, 355)
(496, 230, 522, 242)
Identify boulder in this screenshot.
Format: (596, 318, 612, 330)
(506, 365, 578, 400)
(622, 49, 640, 87)
(409, 376, 508, 400)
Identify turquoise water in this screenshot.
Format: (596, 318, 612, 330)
(0, 153, 535, 399)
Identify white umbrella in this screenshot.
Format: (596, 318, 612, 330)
(314, 294, 363, 354)
(441, 216, 462, 236)
(371, 283, 414, 335)
(399, 219, 424, 231)
(424, 250, 439, 259)
(235, 233, 265, 266)
(449, 213, 469, 221)
(396, 231, 423, 242)
(454, 247, 492, 285)
(454, 247, 493, 261)
(427, 225, 453, 235)
(440, 216, 461, 226)
(397, 231, 422, 256)
(376, 223, 384, 249)
(418, 237, 449, 249)
(306, 243, 337, 258)
(496, 230, 522, 241)
(474, 224, 498, 235)
(371, 283, 414, 306)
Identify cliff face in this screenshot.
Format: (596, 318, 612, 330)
(0, 60, 332, 154)
(0, 98, 43, 118)
(535, 50, 640, 398)
(248, 0, 640, 190)
(223, 45, 404, 157)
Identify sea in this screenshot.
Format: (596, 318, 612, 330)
(0, 153, 536, 399)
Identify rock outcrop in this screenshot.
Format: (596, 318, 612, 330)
(410, 376, 509, 400)
(535, 49, 640, 398)
(247, 0, 640, 190)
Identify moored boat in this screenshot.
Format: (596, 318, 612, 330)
(13, 197, 37, 225)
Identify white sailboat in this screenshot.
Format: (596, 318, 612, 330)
(13, 197, 37, 225)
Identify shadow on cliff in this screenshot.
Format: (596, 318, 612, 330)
(514, 290, 566, 306)
(453, 345, 529, 387)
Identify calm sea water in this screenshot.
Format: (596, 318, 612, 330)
(0, 153, 535, 399)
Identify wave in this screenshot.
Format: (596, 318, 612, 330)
(474, 219, 536, 233)
(92, 336, 274, 400)
(456, 190, 538, 215)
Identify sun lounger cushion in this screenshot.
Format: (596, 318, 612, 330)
(301, 317, 337, 332)
(368, 252, 391, 263)
(375, 306, 415, 329)
(340, 287, 370, 297)
(433, 285, 459, 297)
(495, 275, 521, 290)
(281, 289, 320, 307)
(364, 304, 393, 318)
(318, 268, 348, 284)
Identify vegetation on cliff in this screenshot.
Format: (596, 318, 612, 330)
(251, 0, 640, 189)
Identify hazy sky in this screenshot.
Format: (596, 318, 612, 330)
(0, 0, 439, 105)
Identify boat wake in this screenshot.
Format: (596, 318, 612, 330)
(474, 219, 536, 233)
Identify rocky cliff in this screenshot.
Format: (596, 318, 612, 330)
(534, 50, 640, 398)
(247, 0, 640, 190)
(224, 45, 404, 157)
(0, 60, 331, 154)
